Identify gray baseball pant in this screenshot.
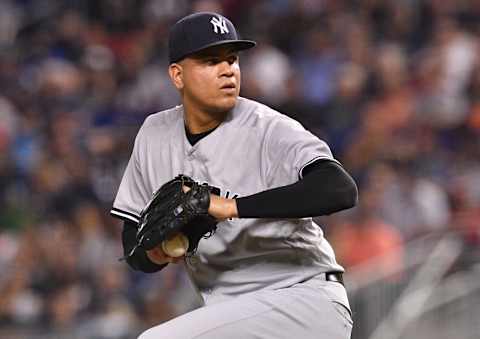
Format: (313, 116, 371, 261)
(138, 273, 353, 339)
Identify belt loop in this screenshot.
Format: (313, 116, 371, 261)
(326, 272, 344, 286)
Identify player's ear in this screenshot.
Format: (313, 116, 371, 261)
(168, 63, 184, 90)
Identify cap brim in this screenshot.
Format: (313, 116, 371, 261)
(172, 40, 256, 63)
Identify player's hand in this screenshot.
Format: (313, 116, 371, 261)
(146, 245, 184, 265)
(183, 185, 238, 221)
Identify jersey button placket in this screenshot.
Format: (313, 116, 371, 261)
(184, 149, 195, 177)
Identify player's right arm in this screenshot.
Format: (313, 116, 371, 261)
(206, 160, 357, 220)
(205, 115, 358, 221)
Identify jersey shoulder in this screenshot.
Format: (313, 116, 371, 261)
(141, 105, 183, 133)
(142, 105, 183, 130)
(235, 97, 304, 130)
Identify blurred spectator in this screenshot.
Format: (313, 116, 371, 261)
(329, 164, 404, 277)
(0, 96, 18, 154)
(242, 36, 293, 106)
(416, 16, 478, 129)
(297, 23, 340, 107)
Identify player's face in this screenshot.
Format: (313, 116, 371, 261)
(170, 45, 241, 115)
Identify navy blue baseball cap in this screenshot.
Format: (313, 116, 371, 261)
(168, 12, 256, 63)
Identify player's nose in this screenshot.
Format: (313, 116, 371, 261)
(219, 60, 235, 77)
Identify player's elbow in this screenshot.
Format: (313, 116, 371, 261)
(334, 167, 358, 212)
(328, 178, 358, 214)
(341, 180, 358, 210)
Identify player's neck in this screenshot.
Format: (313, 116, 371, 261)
(183, 102, 226, 134)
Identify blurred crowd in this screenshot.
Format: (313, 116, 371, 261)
(1, 0, 480, 338)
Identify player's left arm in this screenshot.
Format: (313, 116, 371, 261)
(207, 159, 358, 220)
(122, 220, 170, 272)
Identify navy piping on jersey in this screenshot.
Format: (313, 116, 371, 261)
(110, 208, 140, 223)
(299, 156, 341, 179)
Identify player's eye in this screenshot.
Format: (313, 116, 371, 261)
(227, 55, 238, 65)
(205, 58, 220, 65)
(204, 55, 238, 64)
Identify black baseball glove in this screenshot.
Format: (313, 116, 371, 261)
(124, 175, 218, 258)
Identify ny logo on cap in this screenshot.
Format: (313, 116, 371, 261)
(210, 16, 229, 34)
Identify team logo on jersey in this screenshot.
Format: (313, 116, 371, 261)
(199, 182, 239, 200)
(210, 16, 229, 34)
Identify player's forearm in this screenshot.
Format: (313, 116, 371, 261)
(122, 220, 168, 272)
(235, 161, 358, 218)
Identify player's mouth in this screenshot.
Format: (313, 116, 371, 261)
(220, 83, 236, 92)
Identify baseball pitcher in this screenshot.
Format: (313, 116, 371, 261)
(111, 12, 358, 339)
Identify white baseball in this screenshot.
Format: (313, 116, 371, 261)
(161, 233, 189, 257)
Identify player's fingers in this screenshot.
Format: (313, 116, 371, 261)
(150, 253, 183, 264)
(171, 256, 185, 264)
(146, 246, 172, 264)
(148, 245, 185, 264)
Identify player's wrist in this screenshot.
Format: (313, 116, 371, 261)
(228, 198, 239, 219)
(209, 195, 238, 220)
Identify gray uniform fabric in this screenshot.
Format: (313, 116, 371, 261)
(111, 97, 352, 338)
(138, 274, 352, 339)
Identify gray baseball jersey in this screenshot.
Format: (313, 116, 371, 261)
(111, 96, 345, 303)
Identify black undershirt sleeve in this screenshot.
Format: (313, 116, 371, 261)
(236, 160, 358, 218)
(122, 220, 168, 273)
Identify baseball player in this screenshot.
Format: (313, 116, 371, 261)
(111, 12, 358, 339)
